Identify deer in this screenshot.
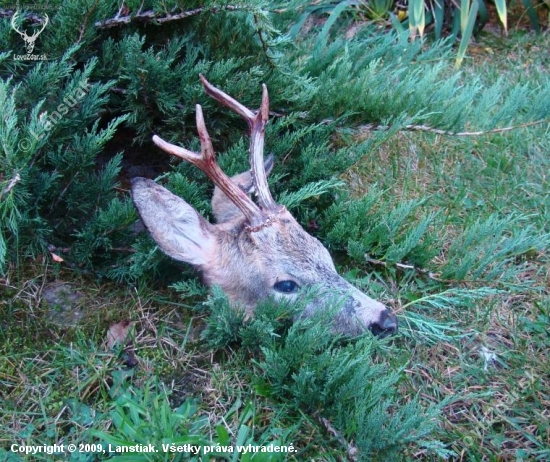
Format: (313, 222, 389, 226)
(131, 75, 398, 337)
(11, 11, 49, 54)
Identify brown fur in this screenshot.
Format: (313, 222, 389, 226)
(132, 76, 397, 336)
(132, 174, 397, 336)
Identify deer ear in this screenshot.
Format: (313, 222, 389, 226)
(131, 177, 217, 267)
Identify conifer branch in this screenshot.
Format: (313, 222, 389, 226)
(252, 13, 275, 69)
(0, 9, 44, 24)
(356, 118, 549, 137)
(0, 173, 21, 200)
(78, 0, 100, 44)
(316, 415, 358, 461)
(94, 5, 244, 29)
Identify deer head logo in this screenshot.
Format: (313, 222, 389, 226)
(11, 11, 49, 54)
(132, 75, 398, 337)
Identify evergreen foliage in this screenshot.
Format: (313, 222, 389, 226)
(199, 289, 450, 459)
(1, 0, 549, 459)
(2, 0, 549, 276)
(322, 187, 439, 266)
(0, 51, 129, 270)
(285, 0, 549, 65)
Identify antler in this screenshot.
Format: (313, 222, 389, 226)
(11, 12, 49, 37)
(198, 74, 279, 213)
(152, 75, 283, 231)
(11, 11, 24, 37)
(33, 14, 49, 38)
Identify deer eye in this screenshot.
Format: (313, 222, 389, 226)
(273, 280, 299, 294)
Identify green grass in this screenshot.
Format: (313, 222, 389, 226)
(1, 31, 549, 461)
(340, 30, 550, 459)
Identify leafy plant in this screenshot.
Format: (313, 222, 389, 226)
(91, 379, 296, 461)
(1, 3, 549, 461)
(91, 382, 212, 461)
(286, 0, 548, 66)
(0, 51, 130, 272)
(363, 0, 396, 20)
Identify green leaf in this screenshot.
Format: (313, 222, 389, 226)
(288, 11, 311, 39)
(217, 424, 231, 446)
(408, 0, 426, 39)
(277, 178, 344, 210)
(477, 0, 489, 31)
(456, 0, 479, 67)
(433, 0, 445, 39)
(316, 0, 354, 48)
(520, 0, 540, 32)
(389, 12, 406, 34)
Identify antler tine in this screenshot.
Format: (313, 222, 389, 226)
(11, 11, 23, 36)
(35, 14, 49, 36)
(152, 104, 264, 227)
(199, 74, 280, 213)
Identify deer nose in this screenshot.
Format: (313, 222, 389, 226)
(370, 310, 398, 337)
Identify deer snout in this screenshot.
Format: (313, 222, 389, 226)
(369, 309, 398, 337)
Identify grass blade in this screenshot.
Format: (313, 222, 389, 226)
(389, 12, 406, 33)
(408, 0, 426, 39)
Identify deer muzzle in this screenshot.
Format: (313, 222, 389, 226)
(304, 278, 398, 337)
(369, 309, 398, 337)
(336, 297, 398, 337)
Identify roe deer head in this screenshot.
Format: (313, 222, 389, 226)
(132, 75, 397, 336)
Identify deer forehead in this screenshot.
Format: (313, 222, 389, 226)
(228, 214, 337, 280)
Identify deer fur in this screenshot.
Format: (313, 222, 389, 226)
(132, 76, 397, 336)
